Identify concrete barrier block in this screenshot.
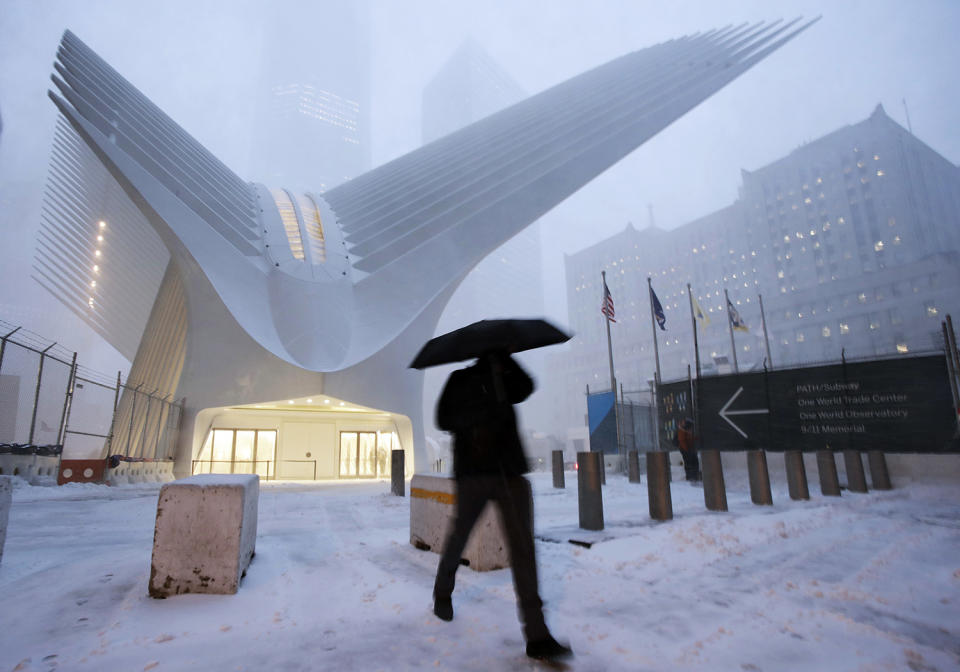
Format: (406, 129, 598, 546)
(149, 474, 259, 597)
(0, 455, 42, 480)
(409, 473, 511, 572)
(0, 475, 11, 566)
(158, 461, 176, 482)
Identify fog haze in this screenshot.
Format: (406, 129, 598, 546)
(1, 0, 958, 376)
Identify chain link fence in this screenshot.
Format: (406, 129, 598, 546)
(0, 319, 182, 479)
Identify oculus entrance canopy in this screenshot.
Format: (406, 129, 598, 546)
(35, 20, 816, 476)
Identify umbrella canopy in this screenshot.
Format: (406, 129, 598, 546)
(409, 318, 572, 369)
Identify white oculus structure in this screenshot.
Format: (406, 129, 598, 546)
(35, 20, 815, 480)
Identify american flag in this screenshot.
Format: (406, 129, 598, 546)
(650, 285, 667, 331)
(601, 279, 616, 322)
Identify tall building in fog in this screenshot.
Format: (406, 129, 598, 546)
(422, 39, 527, 145)
(421, 39, 544, 329)
(420, 40, 546, 442)
(547, 104, 960, 432)
(249, 1, 371, 192)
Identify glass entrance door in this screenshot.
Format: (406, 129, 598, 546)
(339, 431, 380, 478)
(358, 432, 377, 477)
(194, 428, 277, 478)
(339, 432, 358, 477)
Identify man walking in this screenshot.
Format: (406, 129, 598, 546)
(432, 350, 571, 661)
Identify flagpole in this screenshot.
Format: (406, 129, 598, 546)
(602, 271, 617, 393)
(601, 270, 621, 455)
(724, 288, 740, 374)
(647, 277, 662, 385)
(758, 293, 773, 370)
(687, 283, 701, 381)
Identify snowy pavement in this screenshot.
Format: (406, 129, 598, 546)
(1, 468, 958, 671)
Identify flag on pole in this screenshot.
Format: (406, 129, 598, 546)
(601, 278, 616, 322)
(726, 297, 749, 332)
(691, 294, 711, 327)
(650, 285, 666, 330)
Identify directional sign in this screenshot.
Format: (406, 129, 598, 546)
(695, 373, 771, 450)
(659, 354, 958, 453)
(718, 387, 769, 438)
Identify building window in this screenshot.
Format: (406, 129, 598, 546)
(339, 431, 397, 479)
(194, 429, 277, 479)
(822, 326, 831, 338)
(271, 188, 305, 261)
(926, 303, 939, 317)
(297, 194, 326, 263)
(840, 322, 850, 335)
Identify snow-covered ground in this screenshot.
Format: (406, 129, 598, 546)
(1, 467, 958, 671)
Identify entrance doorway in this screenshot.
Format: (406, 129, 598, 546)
(338, 431, 395, 478)
(193, 428, 277, 478)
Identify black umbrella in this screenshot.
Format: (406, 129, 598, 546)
(409, 318, 572, 369)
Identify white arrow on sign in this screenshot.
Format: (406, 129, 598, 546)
(718, 386, 769, 439)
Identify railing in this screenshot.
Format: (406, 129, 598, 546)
(191, 460, 275, 480)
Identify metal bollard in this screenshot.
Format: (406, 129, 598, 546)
(868, 451, 892, 490)
(391, 450, 405, 497)
(816, 450, 841, 496)
(0, 475, 11, 566)
(646, 451, 673, 521)
(577, 452, 604, 530)
(700, 449, 727, 512)
(552, 450, 565, 489)
(746, 449, 772, 505)
(843, 450, 868, 493)
(784, 450, 810, 501)
(627, 450, 641, 483)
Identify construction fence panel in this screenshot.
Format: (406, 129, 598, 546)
(0, 340, 70, 447)
(67, 374, 118, 458)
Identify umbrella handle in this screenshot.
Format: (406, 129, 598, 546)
(489, 357, 508, 404)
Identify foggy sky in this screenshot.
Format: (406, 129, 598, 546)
(1, 0, 958, 374)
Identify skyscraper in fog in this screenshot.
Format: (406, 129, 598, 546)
(421, 40, 547, 442)
(422, 39, 527, 145)
(250, 1, 371, 192)
(422, 40, 545, 331)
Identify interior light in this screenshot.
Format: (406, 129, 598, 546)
(288, 400, 294, 404)
(323, 399, 330, 404)
(98, 220, 106, 228)
(93, 265, 99, 272)
(97, 235, 104, 242)
(339, 402, 345, 406)
(95, 250, 101, 257)
(307, 398, 313, 403)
